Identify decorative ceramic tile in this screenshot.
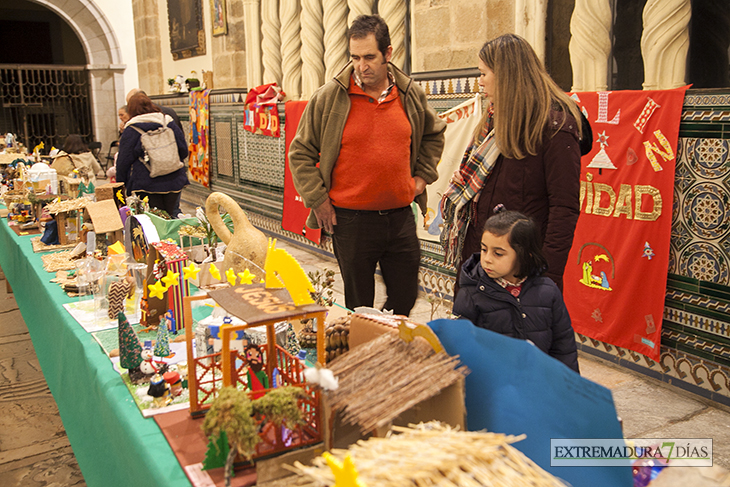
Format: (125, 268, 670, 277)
(664, 307, 730, 339)
(666, 289, 730, 313)
(236, 125, 286, 187)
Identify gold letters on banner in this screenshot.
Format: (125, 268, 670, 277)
(579, 172, 662, 221)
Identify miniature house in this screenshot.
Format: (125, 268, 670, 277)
(45, 197, 90, 245)
(85, 199, 124, 247)
(323, 313, 468, 450)
(183, 284, 327, 460)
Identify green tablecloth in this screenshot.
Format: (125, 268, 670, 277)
(0, 218, 190, 486)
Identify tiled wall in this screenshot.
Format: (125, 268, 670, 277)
(155, 84, 730, 407)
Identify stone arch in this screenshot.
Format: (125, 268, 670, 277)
(29, 0, 127, 151)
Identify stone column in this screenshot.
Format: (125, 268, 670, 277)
(641, 0, 691, 90)
(514, 0, 548, 63)
(347, 0, 374, 27)
(379, 0, 407, 69)
(569, 0, 612, 91)
(323, 0, 349, 79)
(262, 0, 282, 86)
(243, 0, 263, 88)
(301, 0, 325, 99)
(280, 0, 302, 99)
(131, 0, 164, 95)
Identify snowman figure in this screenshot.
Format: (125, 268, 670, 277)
(139, 348, 158, 375)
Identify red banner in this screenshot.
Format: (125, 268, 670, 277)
(564, 87, 688, 361)
(282, 100, 321, 244)
(243, 103, 280, 137)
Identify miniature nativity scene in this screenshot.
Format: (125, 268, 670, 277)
(4, 184, 632, 487)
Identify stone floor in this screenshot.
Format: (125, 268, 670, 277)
(3, 222, 730, 485)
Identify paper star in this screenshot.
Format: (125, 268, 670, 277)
(161, 269, 180, 288)
(597, 130, 609, 147)
(183, 263, 200, 280)
(323, 452, 365, 487)
(148, 280, 168, 300)
(238, 269, 256, 285)
(209, 263, 221, 281)
(225, 268, 237, 286)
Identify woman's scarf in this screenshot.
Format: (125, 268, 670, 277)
(439, 127, 501, 267)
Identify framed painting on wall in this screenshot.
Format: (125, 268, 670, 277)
(167, 0, 206, 60)
(211, 0, 227, 36)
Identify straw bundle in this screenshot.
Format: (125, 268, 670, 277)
(290, 422, 569, 487)
(41, 251, 76, 272)
(45, 197, 89, 215)
(325, 332, 468, 433)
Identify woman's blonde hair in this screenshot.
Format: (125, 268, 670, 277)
(476, 33, 582, 159)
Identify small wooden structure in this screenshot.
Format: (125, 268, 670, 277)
(183, 284, 327, 459)
(45, 197, 90, 245)
(86, 199, 124, 245)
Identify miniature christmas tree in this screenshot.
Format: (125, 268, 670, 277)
(118, 312, 142, 370)
(154, 319, 171, 358)
(202, 430, 230, 472)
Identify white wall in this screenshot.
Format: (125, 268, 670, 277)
(92, 0, 139, 99)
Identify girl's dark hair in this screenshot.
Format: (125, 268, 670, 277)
(126, 93, 161, 118)
(63, 134, 88, 154)
(483, 210, 548, 278)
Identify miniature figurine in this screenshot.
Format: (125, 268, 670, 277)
(147, 373, 172, 408)
(163, 370, 183, 396)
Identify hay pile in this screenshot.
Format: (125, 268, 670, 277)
(290, 422, 568, 487)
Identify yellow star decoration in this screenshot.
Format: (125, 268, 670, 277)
(209, 263, 221, 281)
(148, 280, 168, 300)
(323, 452, 365, 487)
(161, 270, 180, 288)
(183, 263, 200, 281)
(238, 269, 256, 285)
(225, 268, 237, 287)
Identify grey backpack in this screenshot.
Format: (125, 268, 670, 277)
(131, 115, 184, 178)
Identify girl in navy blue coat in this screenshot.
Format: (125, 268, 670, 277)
(453, 209, 580, 372)
(116, 92, 189, 218)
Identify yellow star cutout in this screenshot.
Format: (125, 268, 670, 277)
(161, 270, 180, 288)
(323, 452, 365, 487)
(238, 269, 256, 285)
(209, 263, 221, 281)
(225, 268, 237, 286)
(183, 263, 200, 281)
(148, 280, 168, 300)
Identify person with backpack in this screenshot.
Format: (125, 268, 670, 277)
(116, 92, 189, 218)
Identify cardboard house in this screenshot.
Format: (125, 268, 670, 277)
(85, 199, 124, 246)
(323, 313, 468, 450)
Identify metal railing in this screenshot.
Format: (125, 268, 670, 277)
(0, 64, 93, 150)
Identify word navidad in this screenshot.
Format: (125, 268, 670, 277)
(580, 172, 662, 222)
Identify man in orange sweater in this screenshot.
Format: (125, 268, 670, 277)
(289, 15, 446, 316)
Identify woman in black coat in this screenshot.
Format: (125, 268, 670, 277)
(116, 93, 189, 218)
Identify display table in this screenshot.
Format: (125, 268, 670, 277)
(0, 217, 190, 486)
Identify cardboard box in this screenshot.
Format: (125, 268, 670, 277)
(95, 182, 126, 207)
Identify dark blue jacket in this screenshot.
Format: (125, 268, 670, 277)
(116, 114, 189, 195)
(453, 253, 580, 372)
